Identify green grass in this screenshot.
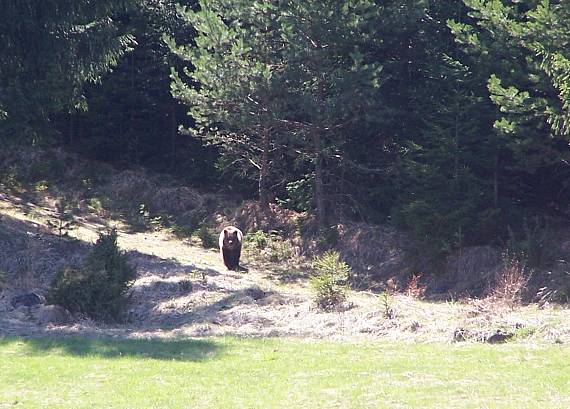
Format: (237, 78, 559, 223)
(0, 336, 568, 408)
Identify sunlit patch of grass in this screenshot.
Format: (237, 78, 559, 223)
(1, 336, 569, 409)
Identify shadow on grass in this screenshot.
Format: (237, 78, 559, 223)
(264, 264, 311, 284)
(0, 336, 225, 362)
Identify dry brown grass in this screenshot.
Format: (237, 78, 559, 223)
(1, 149, 570, 343)
(334, 222, 407, 285)
(150, 187, 204, 215)
(234, 201, 305, 234)
(107, 170, 155, 204)
(442, 246, 501, 296)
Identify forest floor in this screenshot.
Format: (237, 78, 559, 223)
(1, 191, 570, 345)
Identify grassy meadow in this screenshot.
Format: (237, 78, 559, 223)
(1, 336, 568, 409)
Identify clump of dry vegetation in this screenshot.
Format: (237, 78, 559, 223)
(234, 201, 304, 236)
(488, 253, 531, 308)
(404, 274, 427, 299)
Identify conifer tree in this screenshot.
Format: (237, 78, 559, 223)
(450, 0, 570, 172)
(168, 0, 285, 212)
(274, 0, 385, 226)
(169, 0, 387, 223)
(450, 0, 570, 215)
(0, 0, 139, 141)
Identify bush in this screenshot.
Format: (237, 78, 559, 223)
(245, 231, 294, 262)
(47, 229, 136, 321)
(179, 279, 193, 293)
(197, 224, 217, 249)
(170, 223, 195, 239)
(490, 253, 531, 307)
(404, 274, 427, 299)
(267, 241, 293, 262)
(245, 230, 269, 249)
(317, 225, 339, 248)
(379, 291, 396, 319)
(46, 197, 76, 238)
(506, 217, 554, 268)
(310, 251, 351, 309)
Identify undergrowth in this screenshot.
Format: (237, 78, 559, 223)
(489, 253, 531, 307)
(48, 229, 136, 321)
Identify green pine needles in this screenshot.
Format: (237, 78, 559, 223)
(48, 229, 136, 321)
(310, 251, 351, 310)
(47, 197, 77, 239)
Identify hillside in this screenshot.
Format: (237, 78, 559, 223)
(1, 183, 569, 345)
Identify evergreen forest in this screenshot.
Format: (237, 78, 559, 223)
(2, 0, 570, 264)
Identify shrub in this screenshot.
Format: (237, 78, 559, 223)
(317, 225, 339, 248)
(179, 279, 193, 293)
(139, 203, 163, 230)
(490, 253, 531, 307)
(127, 203, 163, 232)
(379, 291, 396, 319)
(245, 230, 294, 262)
(0, 165, 21, 190)
(170, 223, 195, 239)
(404, 274, 427, 299)
(245, 230, 269, 249)
(197, 224, 217, 249)
(47, 229, 136, 321)
(310, 251, 351, 309)
(267, 241, 293, 262)
(506, 217, 554, 268)
(87, 197, 106, 213)
(47, 197, 76, 238)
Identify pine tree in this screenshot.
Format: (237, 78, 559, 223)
(0, 0, 139, 141)
(168, 0, 289, 213)
(450, 0, 570, 197)
(445, 0, 570, 235)
(56, 0, 218, 182)
(274, 0, 386, 226)
(170, 0, 390, 224)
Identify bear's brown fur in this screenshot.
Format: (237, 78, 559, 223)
(219, 226, 243, 270)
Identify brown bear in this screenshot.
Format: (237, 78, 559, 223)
(219, 226, 243, 270)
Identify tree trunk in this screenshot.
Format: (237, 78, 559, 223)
(493, 152, 499, 208)
(170, 103, 177, 170)
(312, 128, 327, 228)
(68, 113, 74, 146)
(259, 127, 270, 213)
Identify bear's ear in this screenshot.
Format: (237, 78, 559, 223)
(223, 229, 228, 237)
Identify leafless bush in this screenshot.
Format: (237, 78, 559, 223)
(404, 274, 426, 299)
(490, 254, 531, 307)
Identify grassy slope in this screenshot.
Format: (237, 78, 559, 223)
(1, 151, 570, 408)
(1, 336, 569, 409)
